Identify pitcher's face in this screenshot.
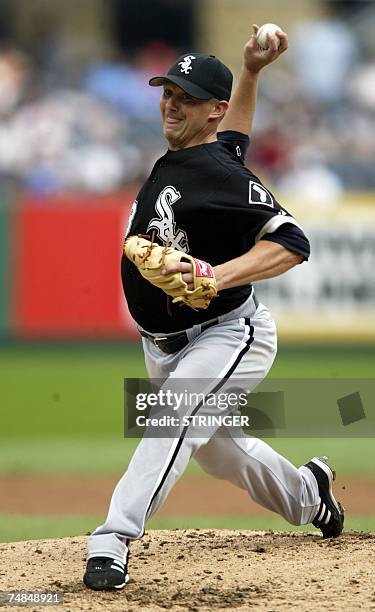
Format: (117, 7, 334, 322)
(160, 82, 219, 150)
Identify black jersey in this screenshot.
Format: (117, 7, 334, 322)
(122, 131, 309, 333)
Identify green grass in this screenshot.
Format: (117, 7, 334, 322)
(0, 437, 374, 475)
(0, 345, 146, 438)
(0, 438, 139, 474)
(0, 514, 99, 543)
(148, 514, 375, 533)
(1, 514, 374, 543)
(270, 345, 375, 378)
(0, 344, 374, 475)
(1, 345, 373, 544)
(0, 344, 373, 438)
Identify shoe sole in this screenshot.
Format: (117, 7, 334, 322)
(114, 574, 130, 590)
(84, 573, 129, 591)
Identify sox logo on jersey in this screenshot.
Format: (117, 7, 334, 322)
(147, 185, 189, 252)
(178, 55, 196, 74)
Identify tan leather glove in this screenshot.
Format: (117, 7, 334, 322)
(124, 236, 217, 310)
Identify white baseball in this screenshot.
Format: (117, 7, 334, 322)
(256, 23, 282, 50)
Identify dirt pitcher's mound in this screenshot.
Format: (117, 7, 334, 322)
(1, 530, 374, 611)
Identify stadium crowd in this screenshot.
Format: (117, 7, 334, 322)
(0, 15, 374, 198)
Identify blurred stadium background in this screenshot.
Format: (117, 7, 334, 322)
(0, 0, 374, 542)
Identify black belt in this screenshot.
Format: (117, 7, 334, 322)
(140, 292, 259, 355)
(140, 317, 219, 354)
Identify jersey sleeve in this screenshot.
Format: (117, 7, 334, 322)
(205, 169, 308, 256)
(217, 130, 250, 164)
(260, 223, 310, 260)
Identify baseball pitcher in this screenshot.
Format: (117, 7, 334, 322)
(84, 25, 344, 591)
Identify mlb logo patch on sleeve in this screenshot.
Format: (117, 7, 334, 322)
(249, 181, 274, 208)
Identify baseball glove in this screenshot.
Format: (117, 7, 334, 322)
(124, 235, 217, 310)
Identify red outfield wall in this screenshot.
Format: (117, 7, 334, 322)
(13, 193, 138, 339)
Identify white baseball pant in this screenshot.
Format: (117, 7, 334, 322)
(87, 293, 320, 563)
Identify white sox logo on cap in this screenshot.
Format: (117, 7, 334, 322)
(149, 53, 233, 100)
(178, 55, 196, 75)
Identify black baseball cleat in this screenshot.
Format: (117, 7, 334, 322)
(305, 456, 344, 538)
(83, 557, 129, 591)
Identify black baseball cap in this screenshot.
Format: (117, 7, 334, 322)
(149, 52, 233, 101)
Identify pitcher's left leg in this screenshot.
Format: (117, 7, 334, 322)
(86, 315, 261, 565)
